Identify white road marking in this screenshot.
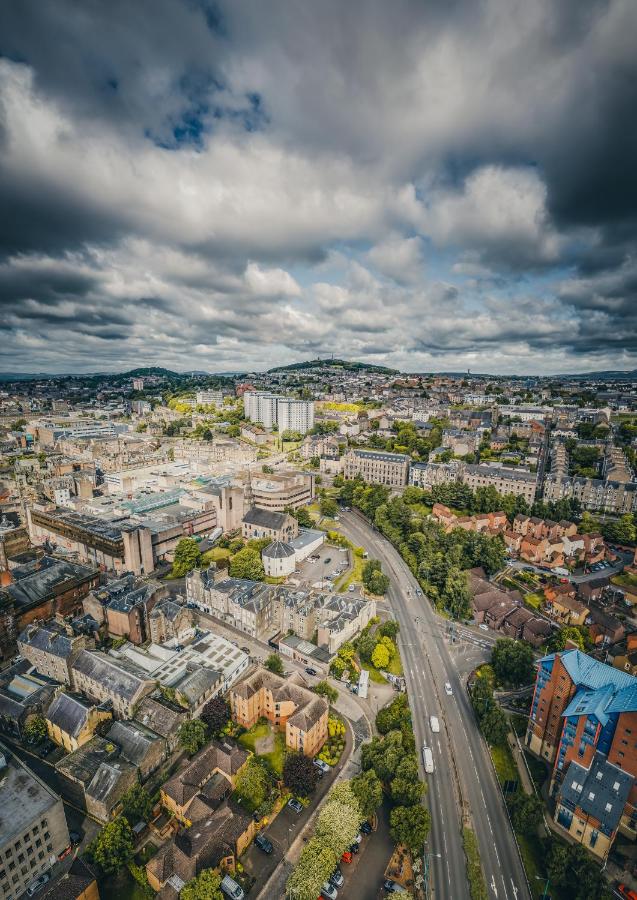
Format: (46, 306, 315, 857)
(490, 875, 498, 897)
(511, 878, 519, 899)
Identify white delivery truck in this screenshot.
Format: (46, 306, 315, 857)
(422, 745, 434, 774)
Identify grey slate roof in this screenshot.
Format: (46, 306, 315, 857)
(18, 622, 75, 659)
(262, 540, 295, 559)
(72, 649, 152, 701)
(560, 752, 633, 835)
(106, 719, 162, 766)
(7, 556, 97, 609)
(46, 693, 93, 739)
(242, 506, 289, 530)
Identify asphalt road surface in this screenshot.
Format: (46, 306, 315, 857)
(340, 510, 530, 900)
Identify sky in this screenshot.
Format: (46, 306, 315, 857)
(0, 0, 636, 376)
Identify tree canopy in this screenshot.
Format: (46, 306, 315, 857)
(180, 869, 223, 900)
(490, 638, 535, 687)
(283, 752, 320, 797)
(87, 817, 134, 874)
(229, 546, 265, 580)
(178, 719, 208, 756)
(171, 537, 202, 577)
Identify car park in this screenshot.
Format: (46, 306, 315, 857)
(313, 758, 331, 774)
(287, 798, 303, 813)
(329, 868, 344, 887)
(254, 833, 273, 853)
(320, 881, 338, 899)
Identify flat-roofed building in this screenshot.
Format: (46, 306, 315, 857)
(0, 744, 70, 900)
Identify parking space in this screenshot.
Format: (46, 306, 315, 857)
(295, 542, 350, 590)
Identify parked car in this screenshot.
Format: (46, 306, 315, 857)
(341, 851, 353, 864)
(329, 868, 344, 887)
(26, 875, 50, 897)
(383, 879, 407, 893)
(241, 646, 250, 654)
(349, 841, 360, 854)
(305, 667, 318, 676)
(288, 798, 303, 813)
(353, 832, 363, 844)
(348, 585, 356, 592)
(360, 820, 372, 834)
(313, 758, 331, 774)
(254, 833, 273, 854)
(479, 623, 489, 632)
(69, 831, 81, 846)
(618, 885, 637, 900)
(324, 558, 332, 565)
(415, 589, 422, 596)
(320, 881, 338, 900)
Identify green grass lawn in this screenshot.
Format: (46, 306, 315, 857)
(335, 555, 364, 592)
(612, 572, 637, 590)
(360, 660, 388, 683)
(238, 723, 286, 775)
(524, 592, 543, 610)
(490, 742, 518, 784)
(201, 547, 231, 565)
(386, 651, 403, 676)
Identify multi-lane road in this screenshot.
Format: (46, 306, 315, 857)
(340, 510, 530, 900)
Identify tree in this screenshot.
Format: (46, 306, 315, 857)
(443, 567, 471, 620)
(480, 705, 509, 746)
(171, 537, 202, 577)
(356, 629, 377, 663)
(180, 869, 223, 900)
(286, 836, 337, 900)
(121, 784, 153, 824)
(283, 752, 320, 797)
(87, 817, 134, 874)
(311, 681, 338, 704)
(351, 769, 384, 819)
(291, 505, 314, 527)
(491, 639, 535, 688)
(229, 546, 265, 580)
(234, 758, 269, 810)
(265, 653, 284, 675)
(389, 804, 431, 851)
(507, 792, 543, 836)
(178, 719, 208, 756)
(367, 570, 390, 595)
(390, 755, 423, 806)
(376, 694, 411, 735)
(320, 497, 339, 518)
(378, 620, 399, 640)
(547, 625, 586, 652)
(23, 714, 47, 745)
(315, 791, 361, 855)
(200, 696, 230, 736)
(361, 730, 410, 783)
(371, 642, 390, 669)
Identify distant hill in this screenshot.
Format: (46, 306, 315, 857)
(121, 367, 180, 378)
(268, 358, 399, 375)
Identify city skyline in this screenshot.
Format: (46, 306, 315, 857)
(1, 1, 636, 375)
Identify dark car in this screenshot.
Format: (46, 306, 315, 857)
(305, 667, 317, 676)
(349, 841, 360, 854)
(69, 831, 81, 846)
(254, 833, 273, 854)
(288, 798, 303, 813)
(323, 557, 331, 564)
(241, 647, 251, 654)
(360, 820, 372, 834)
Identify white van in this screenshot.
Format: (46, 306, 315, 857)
(221, 874, 245, 900)
(430, 715, 440, 733)
(422, 745, 434, 774)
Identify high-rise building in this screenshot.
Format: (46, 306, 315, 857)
(243, 392, 314, 434)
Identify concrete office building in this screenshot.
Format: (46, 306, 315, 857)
(0, 745, 70, 900)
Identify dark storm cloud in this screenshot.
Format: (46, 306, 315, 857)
(0, 0, 635, 373)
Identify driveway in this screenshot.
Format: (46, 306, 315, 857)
(339, 797, 395, 900)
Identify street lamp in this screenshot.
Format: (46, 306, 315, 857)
(535, 875, 550, 900)
(423, 848, 442, 899)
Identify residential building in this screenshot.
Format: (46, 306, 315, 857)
(243, 392, 314, 434)
(463, 464, 537, 504)
(160, 740, 248, 823)
(38, 857, 99, 900)
(105, 720, 167, 780)
(195, 391, 224, 406)
(187, 570, 278, 641)
(242, 507, 299, 542)
(229, 668, 328, 757)
(45, 693, 112, 753)
(18, 621, 93, 685)
(0, 661, 59, 742)
(70, 650, 156, 718)
(543, 475, 637, 515)
(148, 598, 196, 645)
(97, 575, 165, 645)
(0, 744, 70, 900)
(526, 649, 637, 859)
(409, 461, 461, 489)
(343, 449, 409, 487)
(261, 528, 324, 578)
(133, 696, 188, 753)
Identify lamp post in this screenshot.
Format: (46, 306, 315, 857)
(423, 848, 442, 899)
(535, 875, 550, 900)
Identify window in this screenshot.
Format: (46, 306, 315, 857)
(614, 781, 620, 791)
(46, 844, 53, 853)
(605, 803, 613, 813)
(596, 771, 603, 780)
(588, 792, 595, 800)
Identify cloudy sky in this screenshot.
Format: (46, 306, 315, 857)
(0, 0, 636, 375)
